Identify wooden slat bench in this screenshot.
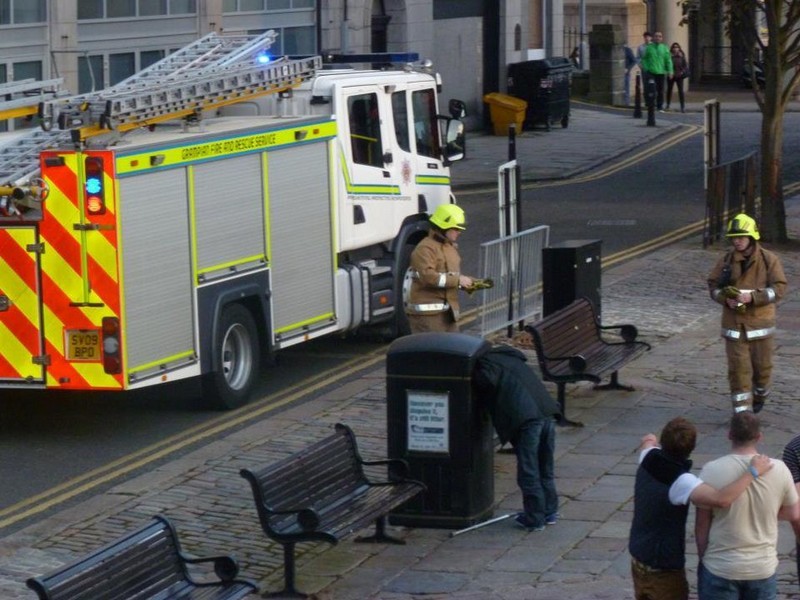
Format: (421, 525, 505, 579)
(525, 297, 651, 427)
(240, 422, 425, 598)
(26, 515, 258, 600)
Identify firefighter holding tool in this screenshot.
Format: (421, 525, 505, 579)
(707, 214, 787, 414)
(405, 204, 490, 333)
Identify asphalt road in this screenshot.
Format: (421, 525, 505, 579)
(2, 110, 799, 534)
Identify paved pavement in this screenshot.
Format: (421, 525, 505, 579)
(2, 83, 800, 599)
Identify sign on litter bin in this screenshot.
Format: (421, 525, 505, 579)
(407, 390, 449, 452)
(386, 332, 494, 529)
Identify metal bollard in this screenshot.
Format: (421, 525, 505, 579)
(633, 73, 642, 119)
(645, 75, 656, 126)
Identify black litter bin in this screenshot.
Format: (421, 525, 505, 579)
(386, 332, 494, 529)
(542, 239, 602, 317)
(507, 58, 572, 130)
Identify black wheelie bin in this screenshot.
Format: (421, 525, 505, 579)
(507, 57, 572, 130)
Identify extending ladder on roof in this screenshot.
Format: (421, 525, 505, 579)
(1, 31, 321, 192)
(40, 31, 321, 137)
(0, 78, 63, 121)
(0, 130, 71, 185)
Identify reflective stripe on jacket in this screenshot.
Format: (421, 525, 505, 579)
(707, 243, 787, 337)
(407, 229, 462, 320)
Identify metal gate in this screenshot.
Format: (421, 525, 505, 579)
(478, 225, 550, 337)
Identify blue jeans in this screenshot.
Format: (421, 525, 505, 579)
(514, 418, 557, 527)
(698, 562, 776, 600)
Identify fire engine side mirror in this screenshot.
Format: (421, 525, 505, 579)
(443, 119, 465, 164)
(448, 99, 467, 119)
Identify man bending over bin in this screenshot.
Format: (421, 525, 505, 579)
(474, 344, 561, 531)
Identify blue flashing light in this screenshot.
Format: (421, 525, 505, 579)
(256, 52, 271, 65)
(86, 177, 102, 195)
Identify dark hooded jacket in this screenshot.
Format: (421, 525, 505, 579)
(473, 345, 561, 444)
(629, 448, 693, 569)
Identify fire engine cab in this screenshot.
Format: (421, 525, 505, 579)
(0, 31, 465, 408)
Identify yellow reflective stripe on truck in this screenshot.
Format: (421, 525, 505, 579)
(115, 121, 337, 175)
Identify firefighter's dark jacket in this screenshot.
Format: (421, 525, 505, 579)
(473, 345, 561, 444)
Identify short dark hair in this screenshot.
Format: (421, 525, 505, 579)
(729, 412, 761, 446)
(643, 31, 652, 37)
(660, 417, 697, 460)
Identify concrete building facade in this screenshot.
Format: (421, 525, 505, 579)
(1, 1, 575, 130)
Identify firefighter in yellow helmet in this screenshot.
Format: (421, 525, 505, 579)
(405, 204, 475, 333)
(707, 214, 787, 413)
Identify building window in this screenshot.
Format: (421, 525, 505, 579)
(78, 0, 194, 18)
(14, 0, 45, 23)
(139, 0, 167, 16)
(79, 55, 105, 93)
(141, 49, 165, 69)
(226, 0, 315, 11)
(282, 26, 315, 55)
(169, 0, 195, 13)
(0, 64, 5, 132)
(78, 0, 103, 19)
(13, 61, 43, 82)
(110, 53, 135, 85)
(108, 0, 136, 18)
(0, 0, 45, 24)
(241, 0, 264, 10)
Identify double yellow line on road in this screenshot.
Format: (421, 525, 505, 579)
(529, 124, 703, 188)
(458, 122, 702, 196)
(0, 350, 387, 531)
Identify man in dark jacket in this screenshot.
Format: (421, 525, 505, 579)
(473, 345, 561, 531)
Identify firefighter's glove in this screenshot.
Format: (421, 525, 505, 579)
(720, 286, 747, 313)
(464, 278, 494, 295)
(721, 286, 741, 299)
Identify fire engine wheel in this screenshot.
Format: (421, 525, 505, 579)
(204, 304, 260, 410)
(392, 243, 415, 338)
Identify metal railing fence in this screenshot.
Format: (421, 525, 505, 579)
(704, 151, 759, 246)
(478, 225, 550, 338)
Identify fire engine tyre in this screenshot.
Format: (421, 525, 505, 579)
(203, 304, 260, 410)
(393, 243, 415, 338)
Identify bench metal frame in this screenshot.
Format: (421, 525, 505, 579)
(26, 515, 258, 600)
(526, 297, 651, 427)
(240, 422, 425, 598)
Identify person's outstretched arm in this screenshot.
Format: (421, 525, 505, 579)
(689, 455, 772, 509)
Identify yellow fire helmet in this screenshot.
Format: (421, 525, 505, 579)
(430, 204, 467, 231)
(726, 213, 760, 240)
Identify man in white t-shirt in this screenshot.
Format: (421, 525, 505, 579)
(696, 413, 799, 599)
(629, 417, 772, 600)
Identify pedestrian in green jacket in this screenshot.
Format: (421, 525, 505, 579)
(640, 31, 673, 111)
